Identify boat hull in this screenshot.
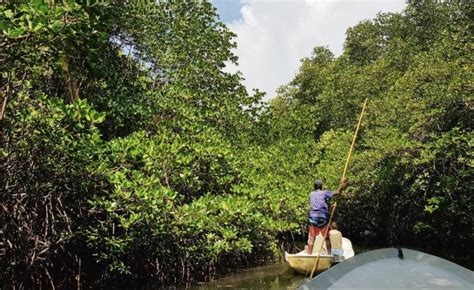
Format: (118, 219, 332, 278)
(285, 252, 332, 274)
(285, 237, 354, 275)
(298, 248, 474, 289)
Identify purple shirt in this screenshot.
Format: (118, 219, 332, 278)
(308, 189, 333, 219)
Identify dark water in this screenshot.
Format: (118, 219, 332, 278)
(188, 261, 307, 290)
(180, 246, 370, 289)
(170, 246, 471, 289)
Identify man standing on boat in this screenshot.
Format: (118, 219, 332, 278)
(306, 178, 347, 254)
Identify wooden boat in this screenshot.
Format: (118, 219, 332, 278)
(285, 237, 354, 275)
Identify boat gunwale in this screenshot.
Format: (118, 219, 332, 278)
(285, 253, 333, 259)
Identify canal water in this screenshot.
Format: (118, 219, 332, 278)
(189, 260, 307, 290)
(173, 247, 471, 289)
(183, 246, 375, 289)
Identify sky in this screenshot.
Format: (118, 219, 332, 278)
(212, 0, 407, 100)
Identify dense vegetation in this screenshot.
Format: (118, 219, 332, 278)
(1, 0, 472, 288)
(265, 0, 473, 265)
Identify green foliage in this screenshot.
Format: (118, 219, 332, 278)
(1, 0, 265, 287)
(260, 0, 472, 267)
(1, 0, 472, 288)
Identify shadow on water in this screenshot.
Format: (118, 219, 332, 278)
(166, 246, 378, 289)
(161, 245, 471, 289)
(184, 261, 307, 290)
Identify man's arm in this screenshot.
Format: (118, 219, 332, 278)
(333, 178, 348, 196)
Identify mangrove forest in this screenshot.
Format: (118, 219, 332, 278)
(0, 0, 472, 288)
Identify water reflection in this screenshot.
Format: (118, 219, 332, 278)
(167, 247, 472, 289)
(187, 261, 307, 290)
(171, 246, 367, 289)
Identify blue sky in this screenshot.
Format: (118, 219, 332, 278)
(212, 0, 243, 22)
(211, 1, 406, 100)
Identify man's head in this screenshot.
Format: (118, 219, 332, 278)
(314, 179, 323, 190)
(330, 222, 338, 230)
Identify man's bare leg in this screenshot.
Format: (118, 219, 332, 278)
(306, 239, 314, 254)
(326, 238, 331, 255)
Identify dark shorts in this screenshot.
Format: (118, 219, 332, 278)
(308, 216, 328, 228)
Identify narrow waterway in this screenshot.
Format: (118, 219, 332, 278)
(182, 246, 376, 289)
(189, 261, 306, 290)
(175, 246, 470, 289)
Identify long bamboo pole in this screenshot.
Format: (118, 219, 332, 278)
(342, 98, 368, 180)
(309, 98, 368, 278)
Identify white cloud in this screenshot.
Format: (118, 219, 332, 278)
(226, 0, 406, 100)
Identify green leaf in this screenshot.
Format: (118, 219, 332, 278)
(9, 27, 27, 38)
(4, 10, 14, 19)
